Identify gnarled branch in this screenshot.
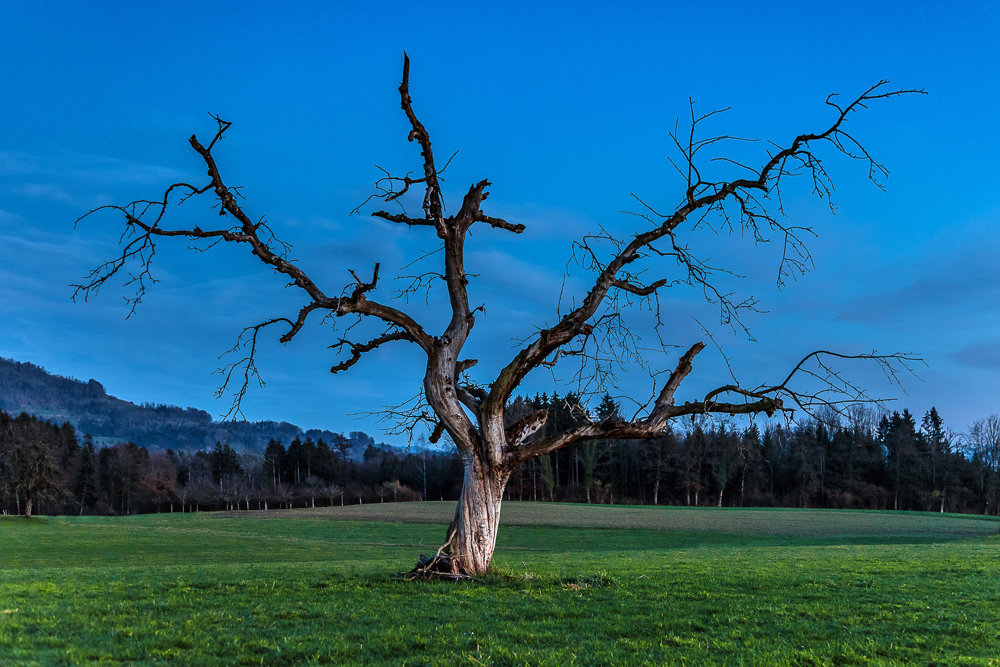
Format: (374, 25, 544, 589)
(330, 329, 415, 374)
(486, 82, 925, 413)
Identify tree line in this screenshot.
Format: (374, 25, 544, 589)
(0, 410, 462, 516)
(3, 395, 1000, 517)
(505, 393, 997, 514)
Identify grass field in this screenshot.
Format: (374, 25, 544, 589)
(2, 503, 999, 666)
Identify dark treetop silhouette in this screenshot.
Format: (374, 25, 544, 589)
(75, 55, 923, 575)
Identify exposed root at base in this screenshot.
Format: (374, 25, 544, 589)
(399, 553, 478, 582)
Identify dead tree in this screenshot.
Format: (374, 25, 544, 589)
(74, 55, 923, 574)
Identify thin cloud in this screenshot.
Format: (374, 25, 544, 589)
(835, 229, 1000, 327)
(951, 340, 1000, 373)
(0, 149, 189, 187)
(838, 275, 1000, 326)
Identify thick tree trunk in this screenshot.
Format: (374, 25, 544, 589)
(24, 495, 33, 519)
(445, 455, 509, 575)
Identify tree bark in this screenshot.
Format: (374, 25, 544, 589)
(446, 455, 509, 574)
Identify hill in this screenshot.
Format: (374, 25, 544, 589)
(0, 357, 377, 454)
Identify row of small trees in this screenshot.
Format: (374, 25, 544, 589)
(169, 437, 462, 512)
(4, 398, 1000, 516)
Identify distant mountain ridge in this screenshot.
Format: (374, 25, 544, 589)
(0, 357, 377, 455)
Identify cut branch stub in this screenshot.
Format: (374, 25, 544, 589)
(505, 409, 548, 447)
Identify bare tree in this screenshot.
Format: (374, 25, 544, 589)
(0, 416, 63, 518)
(74, 55, 923, 574)
(146, 451, 177, 513)
(966, 415, 1000, 514)
(237, 451, 262, 510)
(320, 483, 343, 508)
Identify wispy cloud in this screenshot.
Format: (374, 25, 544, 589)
(837, 271, 1000, 327)
(951, 339, 1000, 373)
(835, 223, 1000, 328)
(0, 149, 190, 210)
(0, 149, 189, 186)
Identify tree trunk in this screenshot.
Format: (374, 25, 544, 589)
(24, 495, 33, 519)
(531, 461, 537, 501)
(740, 464, 746, 507)
(445, 456, 509, 575)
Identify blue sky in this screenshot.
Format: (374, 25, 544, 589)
(1, 1, 998, 442)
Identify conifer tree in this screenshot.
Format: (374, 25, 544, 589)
(74, 435, 98, 515)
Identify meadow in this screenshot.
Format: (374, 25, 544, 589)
(1, 503, 999, 666)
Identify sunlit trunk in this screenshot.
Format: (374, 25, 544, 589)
(446, 454, 510, 575)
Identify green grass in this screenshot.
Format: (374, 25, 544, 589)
(2, 503, 999, 665)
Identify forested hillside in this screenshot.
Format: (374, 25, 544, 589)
(0, 357, 376, 454)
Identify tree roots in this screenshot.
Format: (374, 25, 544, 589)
(400, 552, 477, 582)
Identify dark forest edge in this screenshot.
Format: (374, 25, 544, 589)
(3, 390, 1000, 518)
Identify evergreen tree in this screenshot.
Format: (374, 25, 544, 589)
(74, 435, 98, 515)
(210, 441, 240, 491)
(921, 407, 950, 512)
(758, 427, 779, 498)
(263, 438, 284, 490)
(286, 436, 304, 486)
(314, 438, 333, 483)
(539, 453, 555, 501)
(331, 433, 353, 490)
